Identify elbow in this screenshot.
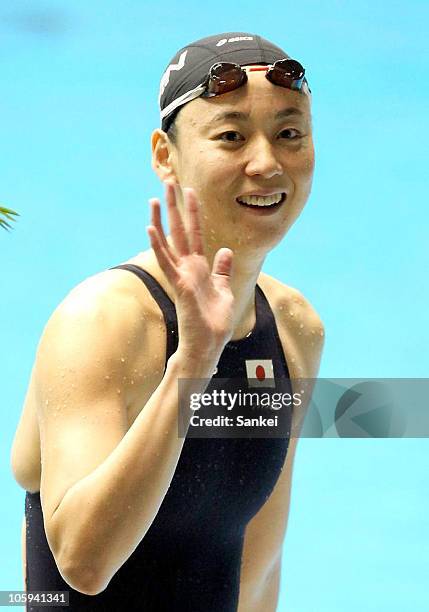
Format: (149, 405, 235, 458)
(59, 557, 107, 596)
(48, 519, 107, 596)
(45, 507, 109, 595)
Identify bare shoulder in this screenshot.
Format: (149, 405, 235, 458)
(258, 271, 325, 326)
(63, 266, 150, 311)
(55, 265, 164, 340)
(42, 269, 148, 368)
(45, 265, 167, 408)
(258, 272, 325, 379)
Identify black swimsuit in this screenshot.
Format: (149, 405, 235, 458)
(25, 264, 293, 611)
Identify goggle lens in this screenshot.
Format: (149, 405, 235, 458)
(205, 62, 248, 95)
(267, 59, 306, 89)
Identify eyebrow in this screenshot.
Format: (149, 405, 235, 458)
(210, 107, 304, 124)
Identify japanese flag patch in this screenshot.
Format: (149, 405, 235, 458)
(245, 359, 275, 388)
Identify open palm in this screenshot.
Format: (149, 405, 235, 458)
(147, 183, 235, 355)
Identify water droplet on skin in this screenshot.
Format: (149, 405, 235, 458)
(131, 380, 134, 385)
(289, 311, 295, 317)
(45, 400, 49, 406)
(291, 357, 296, 363)
(121, 357, 125, 362)
(105, 375, 111, 380)
(117, 389, 121, 394)
(299, 323, 304, 329)
(319, 329, 324, 336)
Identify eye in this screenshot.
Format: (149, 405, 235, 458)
(218, 131, 244, 143)
(279, 128, 301, 140)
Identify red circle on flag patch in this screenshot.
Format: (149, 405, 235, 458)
(255, 365, 266, 381)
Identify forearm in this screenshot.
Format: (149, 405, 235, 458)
(50, 350, 216, 594)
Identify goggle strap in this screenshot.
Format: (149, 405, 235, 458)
(301, 79, 311, 95)
(160, 83, 206, 121)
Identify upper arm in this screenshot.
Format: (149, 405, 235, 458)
(239, 434, 299, 593)
(34, 285, 139, 557)
(239, 286, 325, 598)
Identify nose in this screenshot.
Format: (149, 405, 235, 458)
(244, 136, 283, 179)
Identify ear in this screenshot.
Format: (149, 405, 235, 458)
(151, 129, 178, 182)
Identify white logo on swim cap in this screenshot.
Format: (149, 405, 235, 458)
(216, 36, 253, 47)
(158, 50, 188, 104)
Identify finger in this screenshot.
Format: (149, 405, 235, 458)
(184, 188, 204, 255)
(149, 198, 179, 264)
(146, 225, 179, 285)
(211, 247, 234, 289)
(165, 182, 190, 256)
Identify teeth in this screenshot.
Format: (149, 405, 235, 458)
(237, 193, 283, 207)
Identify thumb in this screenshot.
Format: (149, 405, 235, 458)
(211, 248, 233, 283)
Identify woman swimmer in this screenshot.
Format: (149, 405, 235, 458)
(12, 32, 324, 611)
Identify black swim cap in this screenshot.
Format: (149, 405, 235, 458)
(158, 31, 310, 132)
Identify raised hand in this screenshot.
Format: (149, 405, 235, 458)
(146, 182, 235, 360)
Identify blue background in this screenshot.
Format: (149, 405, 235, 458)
(1, 1, 428, 610)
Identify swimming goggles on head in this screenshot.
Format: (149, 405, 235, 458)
(203, 59, 310, 96)
(160, 59, 311, 125)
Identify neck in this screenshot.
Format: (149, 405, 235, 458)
(224, 251, 265, 340)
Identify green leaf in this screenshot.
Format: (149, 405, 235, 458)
(0, 205, 20, 231)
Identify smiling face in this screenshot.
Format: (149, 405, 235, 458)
(152, 65, 315, 258)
